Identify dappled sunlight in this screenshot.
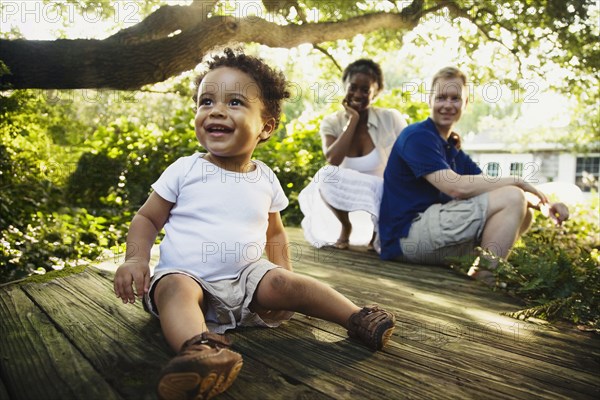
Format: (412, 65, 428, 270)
(375, 277, 400, 289)
(302, 269, 333, 279)
(308, 327, 343, 344)
(393, 288, 546, 346)
(398, 286, 541, 342)
(462, 308, 521, 329)
(410, 290, 455, 307)
(462, 308, 545, 343)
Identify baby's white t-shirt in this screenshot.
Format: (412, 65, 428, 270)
(151, 153, 288, 282)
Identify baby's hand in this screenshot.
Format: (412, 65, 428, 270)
(113, 261, 150, 304)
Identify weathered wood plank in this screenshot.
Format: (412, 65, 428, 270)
(284, 229, 600, 399)
(289, 244, 600, 375)
(221, 354, 332, 400)
(329, 273, 598, 375)
(316, 281, 597, 395)
(19, 269, 341, 400)
(0, 286, 121, 400)
(20, 269, 169, 400)
(0, 372, 11, 400)
(0, 227, 597, 400)
(229, 320, 476, 400)
(293, 317, 596, 400)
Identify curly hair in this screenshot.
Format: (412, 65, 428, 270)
(194, 48, 290, 130)
(341, 59, 384, 95)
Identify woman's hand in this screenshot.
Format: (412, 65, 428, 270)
(342, 98, 360, 121)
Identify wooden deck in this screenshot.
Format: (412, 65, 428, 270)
(1, 227, 598, 400)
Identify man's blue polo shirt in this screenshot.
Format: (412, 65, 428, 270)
(378, 118, 482, 260)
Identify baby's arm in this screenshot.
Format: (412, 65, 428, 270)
(113, 192, 173, 304)
(265, 212, 292, 271)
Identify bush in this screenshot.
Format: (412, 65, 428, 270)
(68, 112, 200, 211)
(452, 198, 600, 330)
(254, 112, 327, 225)
(0, 90, 127, 283)
(0, 210, 127, 283)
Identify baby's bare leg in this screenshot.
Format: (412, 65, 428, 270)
(153, 274, 208, 351)
(252, 268, 360, 328)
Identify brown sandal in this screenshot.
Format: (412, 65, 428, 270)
(347, 305, 396, 351)
(157, 332, 243, 400)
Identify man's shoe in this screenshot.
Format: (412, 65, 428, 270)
(157, 332, 243, 400)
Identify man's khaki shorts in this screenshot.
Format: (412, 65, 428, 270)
(399, 194, 488, 265)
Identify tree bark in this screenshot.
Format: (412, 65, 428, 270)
(0, 16, 237, 90)
(0, 7, 423, 90)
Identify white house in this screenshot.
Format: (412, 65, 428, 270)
(462, 130, 599, 201)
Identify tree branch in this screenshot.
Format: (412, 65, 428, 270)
(0, 7, 427, 90)
(450, 4, 525, 76)
(312, 45, 342, 72)
(106, 1, 219, 44)
(0, 16, 237, 90)
(233, 12, 420, 48)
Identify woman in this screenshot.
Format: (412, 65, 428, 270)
(299, 59, 406, 249)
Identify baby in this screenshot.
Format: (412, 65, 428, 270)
(114, 48, 396, 400)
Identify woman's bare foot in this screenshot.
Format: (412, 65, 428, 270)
(335, 222, 352, 250)
(333, 239, 350, 250)
(367, 231, 376, 251)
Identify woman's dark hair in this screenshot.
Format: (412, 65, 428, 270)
(194, 48, 291, 128)
(341, 59, 384, 95)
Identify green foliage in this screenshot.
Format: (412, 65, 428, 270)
(70, 110, 200, 210)
(0, 210, 126, 283)
(1, 90, 69, 228)
(372, 88, 430, 124)
(0, 89, 126, 283)
(452, 198, 600, 330)
(254, 112, 327, 225)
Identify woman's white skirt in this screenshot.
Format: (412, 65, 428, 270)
(298, 165, 383, 248)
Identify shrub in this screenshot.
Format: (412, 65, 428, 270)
(0, 210, 127, 283)
(68, 112, 200, 211)
(254, 112, 327, 225)
(452, 198, 600, 330)
(0, 90, 127, 283)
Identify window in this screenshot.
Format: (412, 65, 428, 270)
(576, 157, 600, 192)
(510, 162, 524, 177)
(486, 162, 500, 177)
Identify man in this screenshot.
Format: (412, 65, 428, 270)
(378, 66, 568, 284)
